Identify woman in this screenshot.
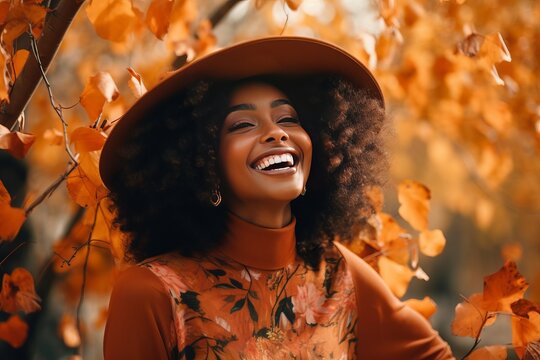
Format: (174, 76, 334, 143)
(100, 37, 454, 359)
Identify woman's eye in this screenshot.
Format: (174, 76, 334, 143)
(228, 122, 254, 131)
(277, 117, 300, 124)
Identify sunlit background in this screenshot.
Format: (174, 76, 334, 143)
(1, 0, 539, 358)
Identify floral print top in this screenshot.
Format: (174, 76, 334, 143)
(138, 214, 357, 359)
(104, 213, 455, 360)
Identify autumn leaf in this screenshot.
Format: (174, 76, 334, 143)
(127, 67, 147, 98)
(80, 72, 120, 121)
(145, 0, 174, 40)
(1, 1, 47, 52)
(467, 346, 507, 360)
(70, 127, 107, 153)
(0, 315, 28, 348)
(0, 268, 41, 314)
(418, 229, 446, 257)
(512, 299, 540, 319)
(285, 0, 302, 11)
(12, 49, 29, 78)
(513, 312, 540, 359)
(66, 166, 108, 208)
(0, 45, 10, 102)
(483, 261, 528, 312)
(0, 124, 36, 159)
(378, 256, 428, 297)
(86, 0, 141, 42)
(398, 179, 431, 231)
(451, 292, 496, 338)
(0, 180, 26, 241)
(404, 296, 437, 320)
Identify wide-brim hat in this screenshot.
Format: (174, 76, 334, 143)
(99, 36, 384, 189)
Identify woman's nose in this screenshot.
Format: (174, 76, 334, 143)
(260, 121, 289, 143)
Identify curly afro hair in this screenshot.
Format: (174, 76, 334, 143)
(108, 74, 388, 269)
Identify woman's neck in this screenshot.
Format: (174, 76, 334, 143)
(226, 201, 292, 228)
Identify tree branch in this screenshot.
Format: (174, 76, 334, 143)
(0, 0, 86, 129)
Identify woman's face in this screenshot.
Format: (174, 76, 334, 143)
(219, 82, 312, 208)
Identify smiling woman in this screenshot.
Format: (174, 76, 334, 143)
(100, 37, 454, 359)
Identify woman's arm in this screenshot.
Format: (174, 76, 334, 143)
(103, 265, 174, 360)
(334, 241, 455, 360)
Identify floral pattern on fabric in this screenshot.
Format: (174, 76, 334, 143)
(139, 244, 358, 360)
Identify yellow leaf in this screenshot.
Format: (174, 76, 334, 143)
(467, 346, 507, 360)
(398, 179, 431, 231)
(0, 315, 28, 348)
(85, 0, 140, 42)
(419, 229, 446, 257)
(80, 72, 119, 121)
(127, 67, 147, 98)
(404, 296, 437, 320)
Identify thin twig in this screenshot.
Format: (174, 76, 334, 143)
(25, 162, 78, 216)
(28, 26, 78, 165)
(0, 241, 28, 268)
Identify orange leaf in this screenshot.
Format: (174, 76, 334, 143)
(0, 268, 41, 314)
(398, 179, 431, 231)
(378, 256, 427, 297)
(512, 312, 540, 359)
(0, 180, 26, 241)
(451, 293, 494, 338)
(483, 261, 528, 312)
(80, 72, 119, 121)
(70, 127, 107, 153)
(285, 0, 302, 11)
(0, 315, 28, 348)
(12, 49, 29, 77)
(512, 299, 540, 319)
(59, 314, 81, 348)
(145, 0, 174, 39)
(404, 296, 437, 320)
(0, 45, 9, 102)
(419, 229, 446, 257)
(66, 166, 108, 208)
(86, 0, 141, 42)
(467, 346, 507, 360)
(127, 67, 147, 98)
(0, 124, 36, 159)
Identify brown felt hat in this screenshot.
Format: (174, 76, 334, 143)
(99, 36, 384, 189)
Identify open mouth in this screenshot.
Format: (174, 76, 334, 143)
(251, 153, 298, 171)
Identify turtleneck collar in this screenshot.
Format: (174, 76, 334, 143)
(212, 212, 297, 271)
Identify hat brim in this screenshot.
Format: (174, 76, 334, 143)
(99, 36, 384, 189)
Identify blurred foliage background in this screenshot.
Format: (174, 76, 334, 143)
(1, 0, 539, 358)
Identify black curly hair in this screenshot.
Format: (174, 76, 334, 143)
(108, 73, 388, 269)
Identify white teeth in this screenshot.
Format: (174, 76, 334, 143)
(254, 153, 295, 171)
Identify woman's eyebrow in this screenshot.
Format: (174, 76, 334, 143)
(225, 99, 292, 116)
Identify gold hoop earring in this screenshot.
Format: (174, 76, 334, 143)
(210, 188, 222, 207)
(301, 185, 307, 196)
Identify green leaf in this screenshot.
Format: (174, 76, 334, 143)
(224, 295, 236, 303)
(247, 298, 258, 322)
(249, 290, 259, 299)
(255, 327, 269, 338)
(231, 298, 245, 313)
(229, 277, 244, 289)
